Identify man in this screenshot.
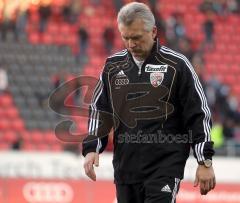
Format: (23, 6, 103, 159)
(83, 2, 216, 203)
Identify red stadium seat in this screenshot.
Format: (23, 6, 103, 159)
(232, 85, 240, 95)
(54, 34, 66, 45)
(0, 94, 12, 106)
(20, 131, 30, 141)
(37, 143, 50, 151)
(29, 32, 40, 44)
(42, 33, 53, 44)
(231, 65, 240, 75)
(67, 34, 78, 46)
(60, 23, 71, 34)
(223, 75, 236, 85)
(0, 119, 11, 130)
(47, 22, 59, 34)
(216, 64, 228, 75)
(50, 143, 63, 151)
(209, 53, 222, 65)
(0, 108, 5, 117)
(11, 119, 25, 132)
(22, 142, 36, 151)
(45, 131, 58, 144)
(29, 12, 40, 23)
(5, 107, 19, 119)
(31, 131, 44, 143)
(3, 130, 17, 143)
(0, 143, 10, 150)
(221, 55, 233, 64)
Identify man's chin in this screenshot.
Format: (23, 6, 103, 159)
(132, 53, 143, 59)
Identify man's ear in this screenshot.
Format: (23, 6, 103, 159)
(152, 26, 157, 38)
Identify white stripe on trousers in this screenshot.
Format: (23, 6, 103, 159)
(171, 178, 180, 203)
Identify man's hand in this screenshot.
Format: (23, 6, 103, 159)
(83, 152, 99, 181)
(194, 165, 216, 195)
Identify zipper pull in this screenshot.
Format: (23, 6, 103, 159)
(138, 67, 141, 75)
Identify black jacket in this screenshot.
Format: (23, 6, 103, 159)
(82, 42, 214, 184)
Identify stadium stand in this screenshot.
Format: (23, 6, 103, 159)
(0, 40, 80, 149)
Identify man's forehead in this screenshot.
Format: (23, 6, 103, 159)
(120, 29, 143, 37)
(119, 18, 145, 29)
(119, 21, 146, 35)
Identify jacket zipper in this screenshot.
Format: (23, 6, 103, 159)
(138, 66, 141, 76)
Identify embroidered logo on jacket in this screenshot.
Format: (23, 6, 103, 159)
(115, 70, 129, 86)
(116, 70, 126, 78)
(150, 72, 164, 87)
(145, 64, 168, 72)
(161, 184, 172, 193)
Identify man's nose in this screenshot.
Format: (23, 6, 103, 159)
(128, 39, 136, 49)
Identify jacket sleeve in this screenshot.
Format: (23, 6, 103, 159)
(82, 65, 113, 157)
(178, 58, 214, 163)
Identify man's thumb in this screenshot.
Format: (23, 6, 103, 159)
(194, 176, 199, 187)
(94, 153, 99, 167)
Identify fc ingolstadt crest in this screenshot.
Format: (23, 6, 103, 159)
(150, 72, 164, 87)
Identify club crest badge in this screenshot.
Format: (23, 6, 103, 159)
(150, 72, 164, 87)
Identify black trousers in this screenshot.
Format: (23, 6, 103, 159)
(116, 176, 181, 203)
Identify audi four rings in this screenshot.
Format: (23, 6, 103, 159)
(115, 79, 129, 85)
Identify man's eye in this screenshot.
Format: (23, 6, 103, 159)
(132, 37, 139, 40)
(132, 36, 141, 40)
(123, 36, 140, 40)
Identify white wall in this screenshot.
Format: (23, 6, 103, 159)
(0, 151, 239, 183)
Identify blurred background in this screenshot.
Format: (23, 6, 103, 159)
(0, 0, 240, 202)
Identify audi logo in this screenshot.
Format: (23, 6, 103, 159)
(23, 182, 73, 203)
(115, 78, 129, 85)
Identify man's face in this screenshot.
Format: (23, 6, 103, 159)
(118, 18, 157, 60)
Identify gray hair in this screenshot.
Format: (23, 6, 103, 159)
(117, 2, 155, 31)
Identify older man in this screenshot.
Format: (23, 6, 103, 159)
(83, 2, 215, 203)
